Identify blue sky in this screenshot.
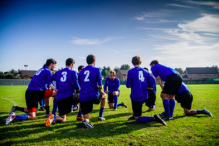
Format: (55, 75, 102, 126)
(0, 0, 219, 72)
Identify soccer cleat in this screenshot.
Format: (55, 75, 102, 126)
(77, 116, 84, 121)
(154, 114, 167, 126)
(98, 117, 105, 121)
(73, 105, 78, 111)
(6, 112, 16, 125)
(9, 105, 16, 114)
(121, 102, 127, 108)
(128, 116, 135, 121)
(203, 108, 213, 117)
(162, 116, 173, 121)
(82, 119, 94, 128)
(113, 107, 117, 111)
(39, 107, 44, 111)
(159, 111, 166, 118)
(45, 114, 54, 127)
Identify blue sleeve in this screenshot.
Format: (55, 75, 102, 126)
(104, 78, 107, 92)
(151, 67, 158, 78)
(109, 79, 120, 92)
(147, 74, 153, 88)
(126, 70, 132, 88)
(44, 73, 56, 90)
(73, 72, 80, 90)
(97, 69, 102, 86)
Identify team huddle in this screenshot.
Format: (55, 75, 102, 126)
(5, 55, 213, 128)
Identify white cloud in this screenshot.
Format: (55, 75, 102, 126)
(167, 3, 193, 8)
(134, 10, 174, 21)
(178, 14, 219, 33)
(77, 56, 86, 59)
(187, 0, 219, 10)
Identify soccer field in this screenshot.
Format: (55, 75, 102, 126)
(0, 85, 219, 145)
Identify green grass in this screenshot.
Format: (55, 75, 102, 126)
(0, 85, 219, 146)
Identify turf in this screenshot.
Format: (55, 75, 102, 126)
(0, 85, 219, 146)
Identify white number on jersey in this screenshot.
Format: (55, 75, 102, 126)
(61, 71, 67, 82)
(139, 71, 145, 82)
(84, 70, 90, 82)
(36, 69, 44, 75)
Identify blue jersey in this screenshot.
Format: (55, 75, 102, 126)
(46, 68, 80, 101)
(27, 67, 53, 91)
(147, 74, 156, 94)
(178, 82, 190, 93)
(151, 64, 179, 81)
(104, 77, 120, 92)
(78, 65, 102, 102)
(126, 67, 153, 101)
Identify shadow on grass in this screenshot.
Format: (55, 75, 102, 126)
(0, 112, 164, 145)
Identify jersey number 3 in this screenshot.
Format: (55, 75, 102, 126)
(84, 70, 90, 82)
(139, 71, 145, 82)
(61, 71, 67, 82)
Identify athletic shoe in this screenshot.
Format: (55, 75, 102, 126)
(45, 112, 52, 118)
(128, 116, 135, 121)
(39, 107, 44, 111)
(6, 112, 16, 125)
(82, 119, 94, 128)
(98, 117, 105, 121)
(203, 108, 213, 117)
(154, 114, 167, 126)
(162, 116, 173, 121)
(45, 114, 54, 127)
(77, 116, 84, 121)
(9, 105, 16, 114)
(71, 108, 73, 112)
(121, 102, 127, 108)
(73, 105, 78, 111)
(113, 107, 117, 111)
(159, 111, 165, 118)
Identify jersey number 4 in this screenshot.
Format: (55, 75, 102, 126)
(139, 71, 145, 82)
(61, 71, 67, 82)
(84, 70, 90, 82)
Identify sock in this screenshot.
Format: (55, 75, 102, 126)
(99, 107, 104, 117)
(163, 99, 170, 117)
(53, 115, 56, 121)
(71, 105, 74, 108)
(169, 99, 175, 117)
(77, 111, 82, 117)
(113, 95, 118, 108)
(14, 114, 28, 120)
(15, 106, 25, 113)
(197, 110, 205, 114)
(45, 106, 50, 115)
(52, 99, 58, 116)
(117, 103, 123, 107)
(137, 116, 155, 123)
(39, 100, 44, 107)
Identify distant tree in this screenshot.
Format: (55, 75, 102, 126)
(5, 73, 14, 79)
(17, 69, 21, 74)
(9, 69, 18, 75)
(120, 64, 130, 70)
(101, 66, 111, 80)
(114, 67, 120, 73)
(0, 72, 6, 79)
(175, 68, 184, 74)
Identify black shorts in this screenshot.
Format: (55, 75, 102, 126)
(25, 90, 45, 110)
(131, 100, 146, 117)
(80, 92, 103, 115)
(145, 93, 156, 108)
(162, 74, 182, 95)
(57, 96, 79, 116)
(108, 92, 120, 103)
(175, 91, 193, 110)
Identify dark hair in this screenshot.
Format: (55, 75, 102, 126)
(110, 70, 116, 75)
(150, 60, 159, 66)
(66, 58, 75, 66)
(86, 54, 96, 64)
(132, 56, 142, 65)
(143, 67, 148, 71)
(43, 58, 57, 68)
(78, 65, 84, 72)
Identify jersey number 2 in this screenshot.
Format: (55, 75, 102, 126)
(61, 71, 67, 82)
(139, 71, 145, 82)
(84, 70, 90, 82)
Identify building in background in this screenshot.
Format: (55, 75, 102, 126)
(116, 70, 128, 81)
(184, 67, 218, 80)
(20, 70, 36, 79)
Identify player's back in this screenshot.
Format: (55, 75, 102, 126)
(147, 74, 156, 94)
(151, 64, 179, 81)
(178, 82, 190, 93)
(79, 65, 102, 102)
(27, 67, 52, 91)
(126, 67, 150, 101)
(55, 68, 79, 100)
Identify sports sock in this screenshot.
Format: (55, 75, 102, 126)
(14, 114, 28, 120)
(137, 116, 154, 123)
(39, 100, 44, 107)
(163, 99, 170, 117)
(169, 99, 175, 117)
(99, 107, 104, 117)
(197, 110, 205, 114)
(52, 99, 58, 115)
(15, 106, 26, 113)
(113, 95, 118, 108)
(53, 115, 56, 121)
(71, 105, 74, 108)
(77, 111, 82, 117)
(117, 103, 123, 107)
(45, 106, 50, 115)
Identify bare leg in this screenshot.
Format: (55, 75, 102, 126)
(184, 108, 197, 116)
(55, 115, 66, 122)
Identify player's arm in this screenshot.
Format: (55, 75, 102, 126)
(109, 79, 120, 92)
(126, 71, 132, 88)
(45, 72, 56, 90)
(73, 72, 80, 92)
(97, 69, 103, 92)
(156, 76, 163, 89)
(103, 78, 108, 93)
